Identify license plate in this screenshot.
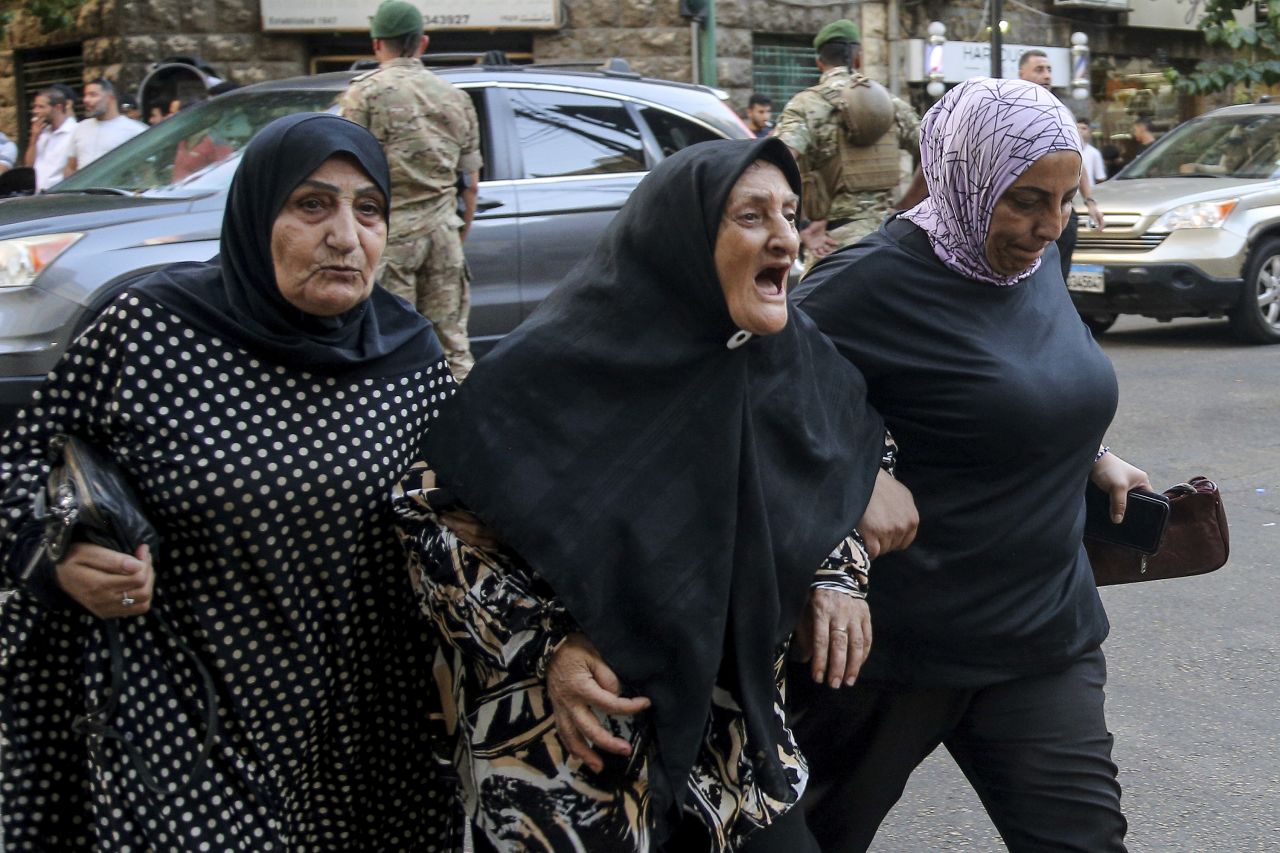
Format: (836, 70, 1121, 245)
(1067, 264, 1105, 293)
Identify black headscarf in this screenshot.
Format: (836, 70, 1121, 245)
(133, 113, 442, 378)
(422, 137, 885, 829)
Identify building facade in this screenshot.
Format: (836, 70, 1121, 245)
(0, 0, 1240, 160)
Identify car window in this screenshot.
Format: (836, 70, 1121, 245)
(639, 106, 723, 158)
(52, 90, 340, 194)
(509, 88, 645, 178)
(464, 87, 493, 182)
(1122, 114, 1280, 180)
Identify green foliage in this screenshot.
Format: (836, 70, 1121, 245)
(0, 0, 86, 42)
(1170, 0, 1280, 94)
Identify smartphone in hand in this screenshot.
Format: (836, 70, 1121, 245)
(1083, 482, 1170, 555)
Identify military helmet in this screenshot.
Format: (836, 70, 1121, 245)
(840, 77, 895, 146)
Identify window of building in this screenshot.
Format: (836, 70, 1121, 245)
(509, 88, 644, 178)
(751, 35, 819, 109)
(1091, 59, 1203, 167)
(15, 45, 85, 150)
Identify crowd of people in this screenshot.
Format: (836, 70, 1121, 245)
(3, 72, 239, 196)
(19, 78, 146, 191)
(1, 4, 1153, 852)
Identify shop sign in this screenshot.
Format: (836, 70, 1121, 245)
(1127, 0, 1255, 31)
(904, 40, 1071, 87)
(261, 0, 561, 32)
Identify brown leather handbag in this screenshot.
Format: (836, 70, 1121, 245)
(1086, 477, 1230, 586)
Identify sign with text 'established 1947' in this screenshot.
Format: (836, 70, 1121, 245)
(261, 0, 561, 32)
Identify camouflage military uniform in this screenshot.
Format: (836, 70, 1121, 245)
(340, 57, 483, 379)
(773, 67, 920, 267)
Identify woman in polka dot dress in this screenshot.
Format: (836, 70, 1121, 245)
(0, 114, 457, 850)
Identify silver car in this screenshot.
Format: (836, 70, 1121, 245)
(1069, 103, 1280, 344)
(0, 62, 750, 425)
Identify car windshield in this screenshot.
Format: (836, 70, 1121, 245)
(1121, 113, 1280, 180)
(49, 89, 340, 196)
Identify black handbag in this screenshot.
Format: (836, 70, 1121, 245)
(34, 434, 160, 563)
(27, 435, 219, 796)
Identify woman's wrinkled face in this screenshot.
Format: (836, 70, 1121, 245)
(986, 150, 1080, 277)
(714, 161, 800, 336)
(271, 155, 387, 316)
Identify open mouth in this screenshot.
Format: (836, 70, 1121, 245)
(754, 265, 788, 297)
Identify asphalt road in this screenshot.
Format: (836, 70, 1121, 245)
(870, 315, 1280, 852)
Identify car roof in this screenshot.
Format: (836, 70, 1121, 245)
(232, 61, 730, 103)
(1196, 102, 1280, 119)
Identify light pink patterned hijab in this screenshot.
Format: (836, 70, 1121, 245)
(902, 77, 1082, 286)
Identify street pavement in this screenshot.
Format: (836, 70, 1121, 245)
(870, 315, 1280, 851)
(3, 316, 1274, 852)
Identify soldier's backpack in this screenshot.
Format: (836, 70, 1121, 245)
(803, 74, 901, 221)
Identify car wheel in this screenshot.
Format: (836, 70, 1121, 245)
(1229, 238, 1280, 344)
(1080, 313, 1117, 336)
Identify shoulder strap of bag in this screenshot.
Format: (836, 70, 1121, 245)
(71, 608, 221, 797)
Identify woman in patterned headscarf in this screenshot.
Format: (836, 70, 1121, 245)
(785, 77, 1150, 852)
(0, 113, 456, 849)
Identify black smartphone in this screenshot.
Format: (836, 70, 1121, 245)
(1083, 482, 1171, 555)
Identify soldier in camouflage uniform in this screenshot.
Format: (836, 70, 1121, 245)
(773, 20, 920, 273)
(340, 0, 483, 380)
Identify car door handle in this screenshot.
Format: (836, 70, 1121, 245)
(475, 196, 505, 212)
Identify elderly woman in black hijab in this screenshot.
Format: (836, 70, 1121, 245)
(0, 114, 456, 849)
(395, 137, 905, 852)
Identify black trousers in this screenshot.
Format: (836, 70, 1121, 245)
(1056, 212, 1079, 281)
(786, 648, 1127, 853)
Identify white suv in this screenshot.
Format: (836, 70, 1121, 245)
(1069, 103, 1280, 344)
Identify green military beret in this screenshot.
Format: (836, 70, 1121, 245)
(370, 0, 423, 38)
(814, 19, 861, 50)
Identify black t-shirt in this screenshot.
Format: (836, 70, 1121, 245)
(795, 221, 1117, 687)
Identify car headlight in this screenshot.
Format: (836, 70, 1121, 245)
(0, 233, 84, 289)
(1153, 200, 1238, 231)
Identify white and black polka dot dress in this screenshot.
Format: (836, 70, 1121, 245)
(0, 292, 457, 850)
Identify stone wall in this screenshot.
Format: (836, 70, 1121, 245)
(717, 0, 867, 109)
(1, 0, 884, 136)
(1, 0, 308, 141)
(0, 0, 1242, 144)
(532, 1, 697, 83)
(533, 0, 870, 115)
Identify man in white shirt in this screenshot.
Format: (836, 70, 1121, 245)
(23, 87, 77, 191)
(0, 131, 18, 174)
(1077, 118, 1108, 185)
(65, 77, 146, 176)
(1017, 51, 1104, 281)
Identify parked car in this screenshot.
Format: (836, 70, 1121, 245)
(1069, 102, 1280, 343)
(0, 60, 751, 426)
